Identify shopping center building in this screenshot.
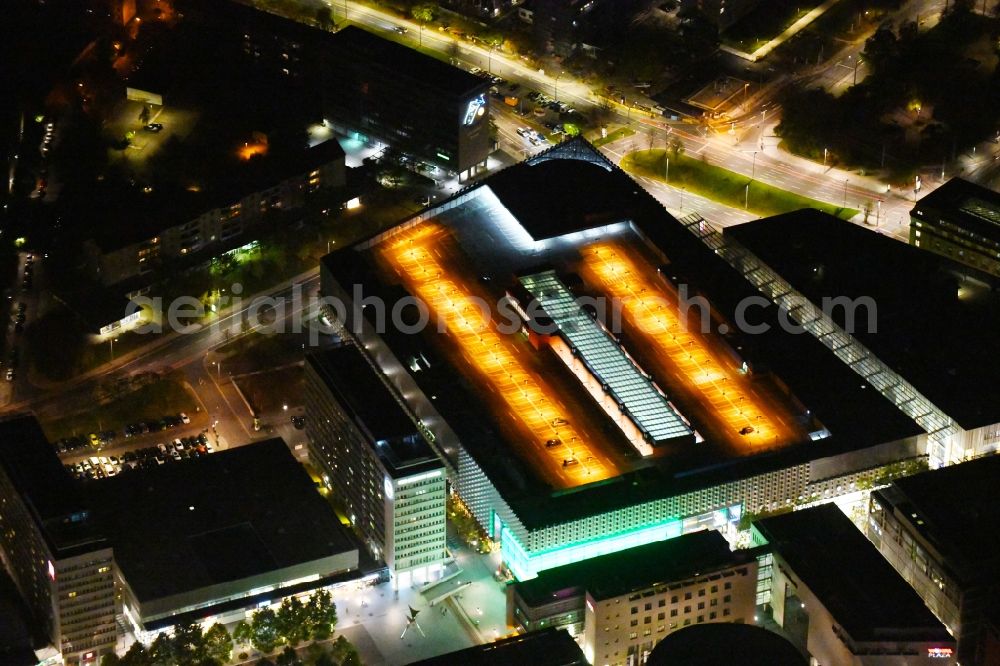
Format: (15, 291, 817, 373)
(320, 139, 931, 581)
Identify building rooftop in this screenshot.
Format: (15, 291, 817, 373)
(912, 177, 1000, 245)
(85, 438, 356, 605)
(325, 139, 922, 528)
(306, 346, 441, 479)
(330, 26, 487, 97)
(409, 627, 587, 666)
(725, 208, 1000, 430)
(514, 530, 745, 605)
(648, 623, 806, 666)
(753, 504, 951, 643)
(873, 455, 1000, 584)
(0, 415, 104, 557)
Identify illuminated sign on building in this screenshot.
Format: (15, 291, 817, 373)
(463, 95, 486, 126)
(927, 648, 953, 658)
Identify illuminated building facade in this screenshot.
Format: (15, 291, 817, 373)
(306, 346, 447, 582)
(867, 456, 1000, 665)
(753, 505, 956, 665)
(910, 178, 1000, 277)
(0, 418, 358, 661)
(0, 416, 117, 666)
(509, 530, 757, 666)
(323, 26, 491, 180)
(321, 139, 927, 581)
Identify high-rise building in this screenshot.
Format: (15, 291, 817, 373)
(0, 416, 116, 666)
(323, 26, 492, 181)
(305, 345, 447, 583)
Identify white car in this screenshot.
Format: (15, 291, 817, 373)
(180, 413, 190, 424)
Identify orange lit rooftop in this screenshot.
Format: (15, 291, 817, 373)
(376, 223, 637, 489)
(577, 240, 809, 454)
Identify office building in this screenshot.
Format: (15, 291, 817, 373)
(305, 345, 447, 583)
(324, 26, 492, 180)
(867, 455, 1000, 665)
(409, 627, 587, 666)
(321, 138, 926, 582)
(509, 530, 757, 665)
(0, 418, 359, 662)
(910, 178, 1000, 277)
(0, 416, 116, 666)
(752, 504, 956, 665)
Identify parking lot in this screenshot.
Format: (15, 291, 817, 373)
(64, 432, 215, 482)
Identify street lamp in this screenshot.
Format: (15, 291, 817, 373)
(488, 43, 498, 75)
(109, 337, 119, 361)
(554, 72, 564, 103)
(824, 147, 829, 166)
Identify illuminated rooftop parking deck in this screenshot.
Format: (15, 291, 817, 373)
(580, 241, 804, 453)
(377, 223, 624, 488)
(519, 271, 693, 456)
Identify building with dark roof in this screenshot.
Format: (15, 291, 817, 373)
(323, 25, 492, 179)
(910, 178, 1000, 277)
(319, 138, 925, 582)
(0, 415, 115, 666)
(85, 438, 358, 633)
(868, 455, 1000, 665)
(0, 416, 358, 663)
(408, 627, 587, 666)
(305, 345, 446, 582)
(647, 623, 806, 666)
(753, 504, 955, 665)
(724, 208, 1000, 466)
(509, 530, 757, 665)
(83, 139, 346, 286)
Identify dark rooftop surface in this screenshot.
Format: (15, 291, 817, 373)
(330, 26, 486, 97)
(514, 530, 743, 605)
(408, 627, 587, 666)
(912, 177, 1000, 244)
(725, 208, 1000, 430)
(0, 416, 103, 556)
(325, 139, 922, 528)
(306, 346, 441, 479)
(648, 623, 806, 666)
(874, 455, 1000, 583)
(754, 504, 951, 643)
(86, 439, 355, 603)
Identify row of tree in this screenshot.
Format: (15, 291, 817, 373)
(233, 590, 339, 654)
(100, 622, 232, 666)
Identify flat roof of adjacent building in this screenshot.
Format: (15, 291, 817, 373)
(325, 139, 921, 527)
(648, 624, 807, 666)
(330, 25, 487, 97)
(753, 504, 951, 643)
(85, 438, 356, 605)
(409, 627, 587, 666)
(911, 177, 1000, 245)
(873, 455, 1000, 583)
(0, 415, 104, 557)
(725, 208, 1000, 430)
(513, 530, 744, 606)
(306, 346, 441, 479)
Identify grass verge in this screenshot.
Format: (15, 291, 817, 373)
(40, 371, 198, 441)
(592, 126, 636, 147)
(621, 149, 858, 219)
